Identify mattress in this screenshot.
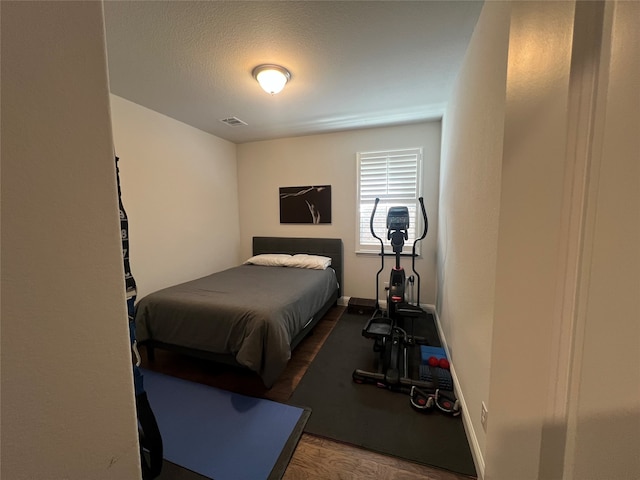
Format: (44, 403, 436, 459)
(135, 264, 338, 387)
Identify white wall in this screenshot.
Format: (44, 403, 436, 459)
(1, 2, 140, 479)
(110, 95, 239, 299)
(236, 122, 441, 305)
(487, 2, 579, 477)
(564, 1, 640, 478)
(438, 0, 510, 471)
(441, 1, 640, 479)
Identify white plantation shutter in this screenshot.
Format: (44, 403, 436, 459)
(356, 148, 422, 253)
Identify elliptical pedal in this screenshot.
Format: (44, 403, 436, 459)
(362, 314, 393, 339)
(410, 386, 435, 412)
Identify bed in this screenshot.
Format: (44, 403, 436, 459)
(135, 237, 343, 387)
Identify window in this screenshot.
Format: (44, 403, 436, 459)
(356, 148, 423, 254)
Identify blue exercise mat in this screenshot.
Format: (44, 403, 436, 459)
(141, 369, 310, 480)
(419, 345, 447, 364)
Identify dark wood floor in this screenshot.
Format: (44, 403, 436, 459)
(139, 305, 476, 480)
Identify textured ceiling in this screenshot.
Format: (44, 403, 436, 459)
(104, 1, 483, 144)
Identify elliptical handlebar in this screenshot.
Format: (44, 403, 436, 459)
(411, 197, 428, 306)
(370, 198, 385, 311)
(370, 198, 384, 244)
(416, 197, 428, 243)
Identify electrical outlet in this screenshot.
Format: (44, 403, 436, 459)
(481, 402, 488, 431)
(384, 281, 389, 290)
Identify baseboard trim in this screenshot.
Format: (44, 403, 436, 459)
(428, 306, 485, 480)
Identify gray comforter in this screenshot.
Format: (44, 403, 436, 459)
(135, 264, 338, 387)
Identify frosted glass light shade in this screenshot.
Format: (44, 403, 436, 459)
(252, 64, 291, 95)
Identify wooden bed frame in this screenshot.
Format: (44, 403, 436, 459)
(142, 236, 343, 378)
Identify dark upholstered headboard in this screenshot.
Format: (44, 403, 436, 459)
(252, 237, 343, 296)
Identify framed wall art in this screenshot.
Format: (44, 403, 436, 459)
(279, 185, 331, 224)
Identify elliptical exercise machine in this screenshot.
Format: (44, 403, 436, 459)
(352, 197, 460, 416)
(352, 196, 429, 388)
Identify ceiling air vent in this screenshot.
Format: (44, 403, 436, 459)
(220, 116, 247, 127)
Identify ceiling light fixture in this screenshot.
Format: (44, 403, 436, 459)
(252, 64, 291, 95)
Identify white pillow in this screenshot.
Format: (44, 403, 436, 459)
(286, 254, 332, 270)
(244, 253, 292, 267)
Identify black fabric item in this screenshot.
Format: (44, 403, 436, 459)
(117, 156, 163, 479)
(137, 392, 163, 480)
(289, 312, 477, 477)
